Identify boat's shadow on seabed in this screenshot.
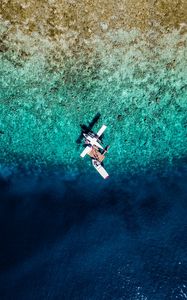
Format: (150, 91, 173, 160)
(76, 112, 101, 144)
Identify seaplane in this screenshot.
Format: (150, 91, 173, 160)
(80, 124, 110, 179)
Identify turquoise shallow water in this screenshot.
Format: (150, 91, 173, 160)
(0, 28, 187, 179)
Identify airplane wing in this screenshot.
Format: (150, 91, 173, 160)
(96, 125, 107, 138)
(92, 159, 109, 179)
(80, 146, 91, 158)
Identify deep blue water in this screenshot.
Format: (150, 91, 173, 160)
(0, 159, 187, 300)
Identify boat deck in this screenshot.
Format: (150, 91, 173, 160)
(88, 147, 105, 162)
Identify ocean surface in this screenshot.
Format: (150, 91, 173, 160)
(0, 1, 187, 299)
